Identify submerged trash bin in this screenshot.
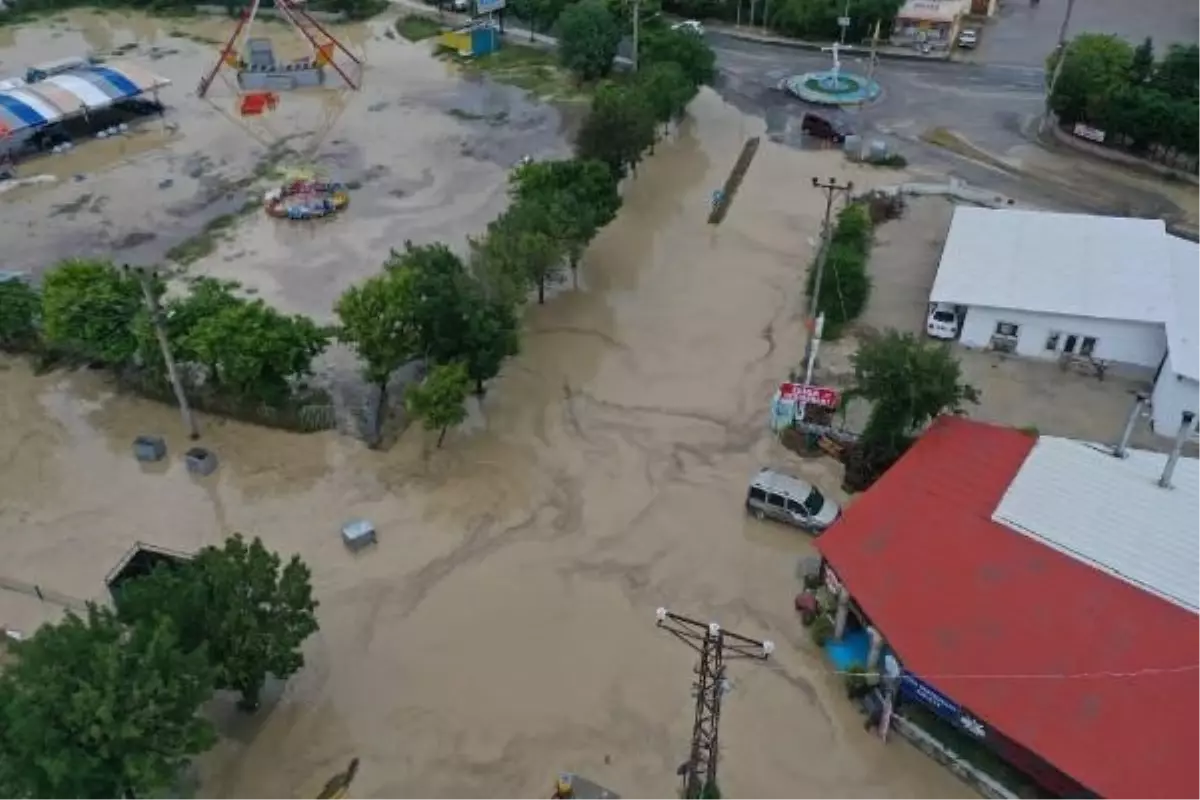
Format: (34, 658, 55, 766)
(341, 518, 377, 552)
(133, 435, 167, 463)
(185, 447, 218, 476)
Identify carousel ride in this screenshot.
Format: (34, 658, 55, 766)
(196, 0, 362, 221)
(264, 174, 350, 220)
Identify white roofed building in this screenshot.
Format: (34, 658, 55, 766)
(930, 207, 1199, 437)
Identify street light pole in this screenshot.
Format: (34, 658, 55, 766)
(838, 0, 850, 43)
(1038, 0, 1077, 135)
(630, 0, 640, 72)
(128, 266, 200, 440)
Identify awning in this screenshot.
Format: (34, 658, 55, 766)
(0, 62, 171, 137)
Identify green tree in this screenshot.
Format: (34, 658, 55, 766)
(183, 300, 330, 405)
(336, 266, 420, 406)
(556, 0, 621, 81)
(0, 278, 40, 352)
(510, 158, 622, 280)
(1129, 36, 1155, 84)
(116, 534, 319, 711)
(1046, 33, 1133, 125)
(134, 277, 243, 379)
(576, 82, 657, 177)
(406, 360, 471, 447)
(804, 203, 873, 335)
(640, 25, 716, 89)
(509, 0, 567, 38)
(456, 285, 520, 395)
(1151, 43, 1199, 100)
(0, 606, 215, 799)
(41, 259, 149, 366)
(475, 204, 565, 304)
(384, 242, 472, 360)
(846, 329, 980, 459)
(635, 61, 696, 128)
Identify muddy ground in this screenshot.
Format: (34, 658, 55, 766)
(0, 13, 973, 795)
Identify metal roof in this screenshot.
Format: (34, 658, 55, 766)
(993, 436, 1200, 613)
(1166, 235, 1199, 382)
(930, 207, 1171, 323)
(0, 62, 170, 137)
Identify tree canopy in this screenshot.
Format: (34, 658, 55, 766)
(40, 259, 149, 365)
(0, 606, 215, 799)
(115, 533, 319, 711)
(556, 0, 621, 81)
(577, 82, 657, 177)
(640, 26, 716, 89)
(336, 264, 420, 389)
(0, 278, 39, 353)
(847, 329, 980, 455)
(406, 361, 471, 447)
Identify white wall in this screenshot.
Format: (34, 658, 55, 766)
(959, 305, 1167, 369)
(1152, 351, 1200, 435)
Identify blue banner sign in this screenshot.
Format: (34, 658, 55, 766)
(899, 672, 986, 739)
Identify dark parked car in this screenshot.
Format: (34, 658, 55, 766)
(800, 113, 851, 143)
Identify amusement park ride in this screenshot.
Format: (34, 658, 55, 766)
(196, 0, 364, 218)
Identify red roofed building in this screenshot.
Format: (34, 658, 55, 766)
(816, 416, 1199, 799)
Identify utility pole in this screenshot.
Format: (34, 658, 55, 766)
(1038, 0, 1077, 135)
(656, 608, 773, 800)
(761, 0, 769, 33)
(866, 19, 881, 83)
(838, 0, 850, 43)
(128, 266, 200, 440)
(630, 0, 640, 72)
(800, 177, 854, 391)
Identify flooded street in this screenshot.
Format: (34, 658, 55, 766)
(1, 10, 972, 798)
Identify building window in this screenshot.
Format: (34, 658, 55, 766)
(994, 321, 1019, 338)
(1063, 334, 1078, 354)
(1045, 331, 1061, 351)
(1080, 336, 1097, 357)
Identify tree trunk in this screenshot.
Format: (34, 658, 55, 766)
(437, 425, 448, 448)
(368, 379, 388, 450)
(537, 275, 545, 304)
(475, 377, 486, 396)
(237, 679, 263, 712)
(570, 254, 579, 289)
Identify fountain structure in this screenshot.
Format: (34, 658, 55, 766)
(781, 42, 881, 105)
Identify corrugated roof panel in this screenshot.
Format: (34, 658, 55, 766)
(40, 74, 113, 109)
(0, 92, 48, 127)
(4, 88, 67, 121)
(930, 207, 1171, 323)
(993, 436, 1200, 612)
(69, 70, 126, 101)
(0, 105, 27, 134)
(86, 65, 140, 97)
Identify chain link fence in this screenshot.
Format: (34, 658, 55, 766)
(0, 574, 91, 612)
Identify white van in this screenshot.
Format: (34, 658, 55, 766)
(745, 468, 841, 533)
(926, 302, 960, 340)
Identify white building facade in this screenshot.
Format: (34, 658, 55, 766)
(931, 208, 1199, 435)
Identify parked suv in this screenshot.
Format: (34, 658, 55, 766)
(800, 113, 851, 143)
(745, 468, 841, 533)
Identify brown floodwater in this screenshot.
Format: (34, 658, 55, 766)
(0, 10, 973, 798)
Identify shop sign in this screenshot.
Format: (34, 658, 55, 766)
(899, 672, 987, 739)
(779, 382, 840, 408)
(1072, 123, 1106, 143)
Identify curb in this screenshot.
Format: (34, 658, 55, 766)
(713, 29, 954, 63)
(1045, 122, 1199, 187)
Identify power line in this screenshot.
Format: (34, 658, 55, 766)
(656, 608, 774, 800)
(822, 663, 1199, 681)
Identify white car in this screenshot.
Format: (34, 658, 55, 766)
(671, 19, 704, 36)
(926, 302, 961, 340)
(746, 468, 841, 534)
(957, 29, 978, 49)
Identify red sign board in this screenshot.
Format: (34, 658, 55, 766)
(779, 382, 840, 408)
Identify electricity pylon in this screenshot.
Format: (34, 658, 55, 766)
(656, 608, 774, 799)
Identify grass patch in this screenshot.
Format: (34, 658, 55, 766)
(464, 44, 591, 102)
(920, 127, 1013, 172)
(165, 203, 260, 266)
(167, 28, 222, 45)
(395, 13, 445, 41)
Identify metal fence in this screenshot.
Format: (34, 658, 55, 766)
(0, 574, 91, 612)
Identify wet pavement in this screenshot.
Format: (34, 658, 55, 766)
(0, 14, 974, 793)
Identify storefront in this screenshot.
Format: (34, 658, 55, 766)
(890, 0, 970, 50)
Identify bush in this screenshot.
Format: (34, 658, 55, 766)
(0, 278, 40, 353)
(805, 203, 874, 336)
(809, 614, 834, 647)
(844, 665, 870, 697)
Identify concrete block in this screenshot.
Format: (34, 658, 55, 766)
(133, 435, 167, 462)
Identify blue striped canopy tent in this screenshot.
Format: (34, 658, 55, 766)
(0, 62, 171, 138)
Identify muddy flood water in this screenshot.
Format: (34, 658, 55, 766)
(1, 10, 973, 798)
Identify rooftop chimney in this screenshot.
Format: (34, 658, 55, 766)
(1158, 411, 1196, 489)
(1114, 392, 1147, 458)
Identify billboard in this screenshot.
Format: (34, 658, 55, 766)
(476, 0, 506, 14)
(778, 382, 841, 408)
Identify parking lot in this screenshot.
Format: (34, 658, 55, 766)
(815, 196, 1167, 451)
